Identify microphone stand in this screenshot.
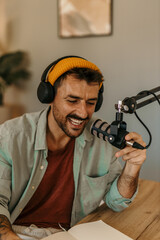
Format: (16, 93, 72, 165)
(118, 86, 160, 113)
(107, 101, 129, 149)
(91, 86, 159, 150)
(112, 86, 160, 149)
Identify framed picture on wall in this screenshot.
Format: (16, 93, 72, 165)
(58, 0, 113, 38)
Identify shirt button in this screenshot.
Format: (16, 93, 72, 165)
(32, 186, 35, 190)
(40, 165, 44, 170)
(19, 208, 22, 212)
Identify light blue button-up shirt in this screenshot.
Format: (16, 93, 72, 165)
(0, 107, 136, 227)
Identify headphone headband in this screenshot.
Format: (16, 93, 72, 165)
(47, 57, 103, 88)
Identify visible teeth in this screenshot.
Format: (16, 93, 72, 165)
(70, 118, 83, 125)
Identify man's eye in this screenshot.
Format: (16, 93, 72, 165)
(87, 102, 96, 105)
(67, 100, 77, 103)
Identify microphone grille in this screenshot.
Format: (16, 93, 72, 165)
(91, 119, 110, 141)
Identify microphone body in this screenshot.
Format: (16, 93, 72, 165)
(90, 119, 145, 150)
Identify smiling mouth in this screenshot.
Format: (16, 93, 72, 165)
(69, 117, 84, 126)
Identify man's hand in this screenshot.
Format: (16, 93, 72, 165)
(0, 215, 21, 240)
(115, 132, 146, 166)
(115, 132, 146, 199)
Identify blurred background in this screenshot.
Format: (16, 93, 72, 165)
(0, 0, 160, 181)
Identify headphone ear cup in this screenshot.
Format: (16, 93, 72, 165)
(37, 82, 55, 103)
(95, 93, 103, 112)
(95, 84, 104, 112)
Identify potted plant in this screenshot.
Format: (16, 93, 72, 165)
(0, 51, 30, 105)
(0, 51, 30, 123)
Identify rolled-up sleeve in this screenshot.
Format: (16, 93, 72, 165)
(104, 176, 138, 212)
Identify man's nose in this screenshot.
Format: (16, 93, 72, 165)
(76, 102, 88, 119)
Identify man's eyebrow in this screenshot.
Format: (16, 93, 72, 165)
(65, 95, 98, 101)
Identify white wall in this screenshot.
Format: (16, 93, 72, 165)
(5, 0, 160, 181)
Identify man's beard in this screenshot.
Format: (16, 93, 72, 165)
(52, 105, 89, 138)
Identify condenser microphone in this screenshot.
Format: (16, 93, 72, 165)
(90, 119, 146, 150)
(90, 118, 126, 149)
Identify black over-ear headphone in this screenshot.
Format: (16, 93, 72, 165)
(37, 55, 104, 112)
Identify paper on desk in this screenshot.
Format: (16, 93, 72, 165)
(42, 220, 133, 240)
(69, 220, 133, 240)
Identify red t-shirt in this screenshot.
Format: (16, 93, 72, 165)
(14, 139, 75, 229)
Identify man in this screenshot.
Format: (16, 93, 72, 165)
(0, 56, 146, 240)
